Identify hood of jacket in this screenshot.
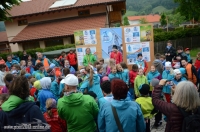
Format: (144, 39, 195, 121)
(1, 95, 26, 112)
(153, 60, 161, 67)
(40, 77, 51, 89)
(111, 99, 131, 110)
(61, 93, 83, 106)
(149, 70, 160, 76)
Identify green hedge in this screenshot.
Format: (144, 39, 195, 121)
(1, 44, 75, 60)
(154, 27, 200, 42)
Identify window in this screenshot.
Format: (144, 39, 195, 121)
(18, 19, 28, 26)
(22, 41, 40, 50)
(78, 10, 90, 16)
(45, 39, 64, 47)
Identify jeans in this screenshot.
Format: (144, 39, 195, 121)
(129, 87, 135, 100)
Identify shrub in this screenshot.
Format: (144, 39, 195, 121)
(1, 44, 75, 60)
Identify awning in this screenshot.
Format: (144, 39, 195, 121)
(11, 13, 106, 43)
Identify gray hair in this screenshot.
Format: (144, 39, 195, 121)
(172, 81, 200, 111)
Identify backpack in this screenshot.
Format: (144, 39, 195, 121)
(179, 107, 200, 132)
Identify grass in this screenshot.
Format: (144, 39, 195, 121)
(190, 48, 200, 57)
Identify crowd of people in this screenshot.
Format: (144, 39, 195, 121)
(0, 40, 200, 132)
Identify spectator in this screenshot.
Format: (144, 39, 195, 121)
(108, 66, 119, 81)
(106, 59, 115, 75)
(99, 58, 108, 76)
(20, 60, 26, 70)
(0, 76, 50, 132)
(162, 62, 174, 103)
(36, 52, 51, 71)
(33, 62, 47, 80)
(6, 55, 19, 70)
(177, 46, 187, 59)
(172, 54, 182, 69)
(51, 55, 60, 67)
(11, 54, 20, 63)
(21, 50, 28, 62)
(194, 52, 200, 70)
(83, 48, 96, 66)
(153, 53, 164, 75)
(98, 79, 145, 132)
(110, 45, 123, 64)
(120, 62, 129, 84)
(59, 68, 70, 96)
(63, 60, 75, 74)
(97, 65, 104, 82)
(67, 49, 77, 71)
(172, 69, 187, 85)
(134, 68, 148, 98)
(164, 40, 176, 62)
(152, 80, 200, 132)
(98, 80, 113, 108)
(0, 64, 6, 93)
(58, 51, 66, 67)
(43, 98, 67, 132)
(135, 53, 148, 74)
(26, 61, 34, 74)
(116, 63, 129, 85)
(50, 72, 62, 101)
(2, 74, 14, 94)
(27, 54, 35, 66)
(80, 66, 104, 99)
(136, 84, 156, 132)
(181, 57, 198, 85)
(185, 48, 192, 64)
(57, 74, 99, 132)
(38, 77, 56, 113)
(159, 54, 166, 67)
(29, 78, 37, 101)
(129, 64, 138, 99)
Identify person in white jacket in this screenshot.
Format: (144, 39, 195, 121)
(0, 64, 6, 93)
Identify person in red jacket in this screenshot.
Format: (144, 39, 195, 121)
(67, 49, 77, 71)
(129, 64, 138, 99)
(43, 98, 67, 132)
(194, 52, 200, 71)
(110, 45, 122, 64)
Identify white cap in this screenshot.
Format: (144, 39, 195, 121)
(64, 74, 78, 86)
(174, 69, 181, 75)
(165, 61, 172, 67)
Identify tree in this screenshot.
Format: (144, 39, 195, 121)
(168, 12, 186, 26)
(123, 16, 130, 26)
(174, 0, 200, 20)
(139, 17, 148, 24)
(0, 0, 21, 21)
(160, 13, 167, 27)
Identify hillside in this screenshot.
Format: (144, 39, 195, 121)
(125, 0, 178, 16)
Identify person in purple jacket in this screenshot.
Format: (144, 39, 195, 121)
(2, 74, 14, 94)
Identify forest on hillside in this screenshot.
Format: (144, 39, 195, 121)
(126, 0, 178, 15)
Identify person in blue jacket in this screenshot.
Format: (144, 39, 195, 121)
(62, 60, 75, 75)
(32, 62, 47, 80)
(108, 66, 119, 81)
(6, 55, 19, 70)
(50, 77, 61, 101)
(59, 67, 70, 96)
(116, 63, 129, 85)
(98, 79, 145, 132)
(0, 76, 50, 132)
(147, 65, 161, 96)
(38, 77, 56, 113)
(12, 54, 20, 63)
(162, 62, 175, 103)
(172, 69, 187, 85)
(80, 66, 104, 99)
(51, 55, 60, 67)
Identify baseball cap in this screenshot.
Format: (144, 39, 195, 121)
(185, 48, 190, 51)
(64, 74, 78, 86)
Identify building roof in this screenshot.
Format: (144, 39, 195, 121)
(0, 32, 8, 43)
(8, 0, 124, 18)
(10, 14, 106, 43)
(128, 14, 161, 23)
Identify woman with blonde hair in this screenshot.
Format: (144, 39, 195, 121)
(152, 80, 200, 132)
(80, 66, 103, 99)
(43, 98, 67, 132)
(106, 59, 116, 75)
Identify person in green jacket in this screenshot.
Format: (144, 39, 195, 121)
(57, 74, 99, 132)
(134, 68, 148, 97)
(83, 48, 96, 66)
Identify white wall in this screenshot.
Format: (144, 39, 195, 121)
(128, 20, 140, 25)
